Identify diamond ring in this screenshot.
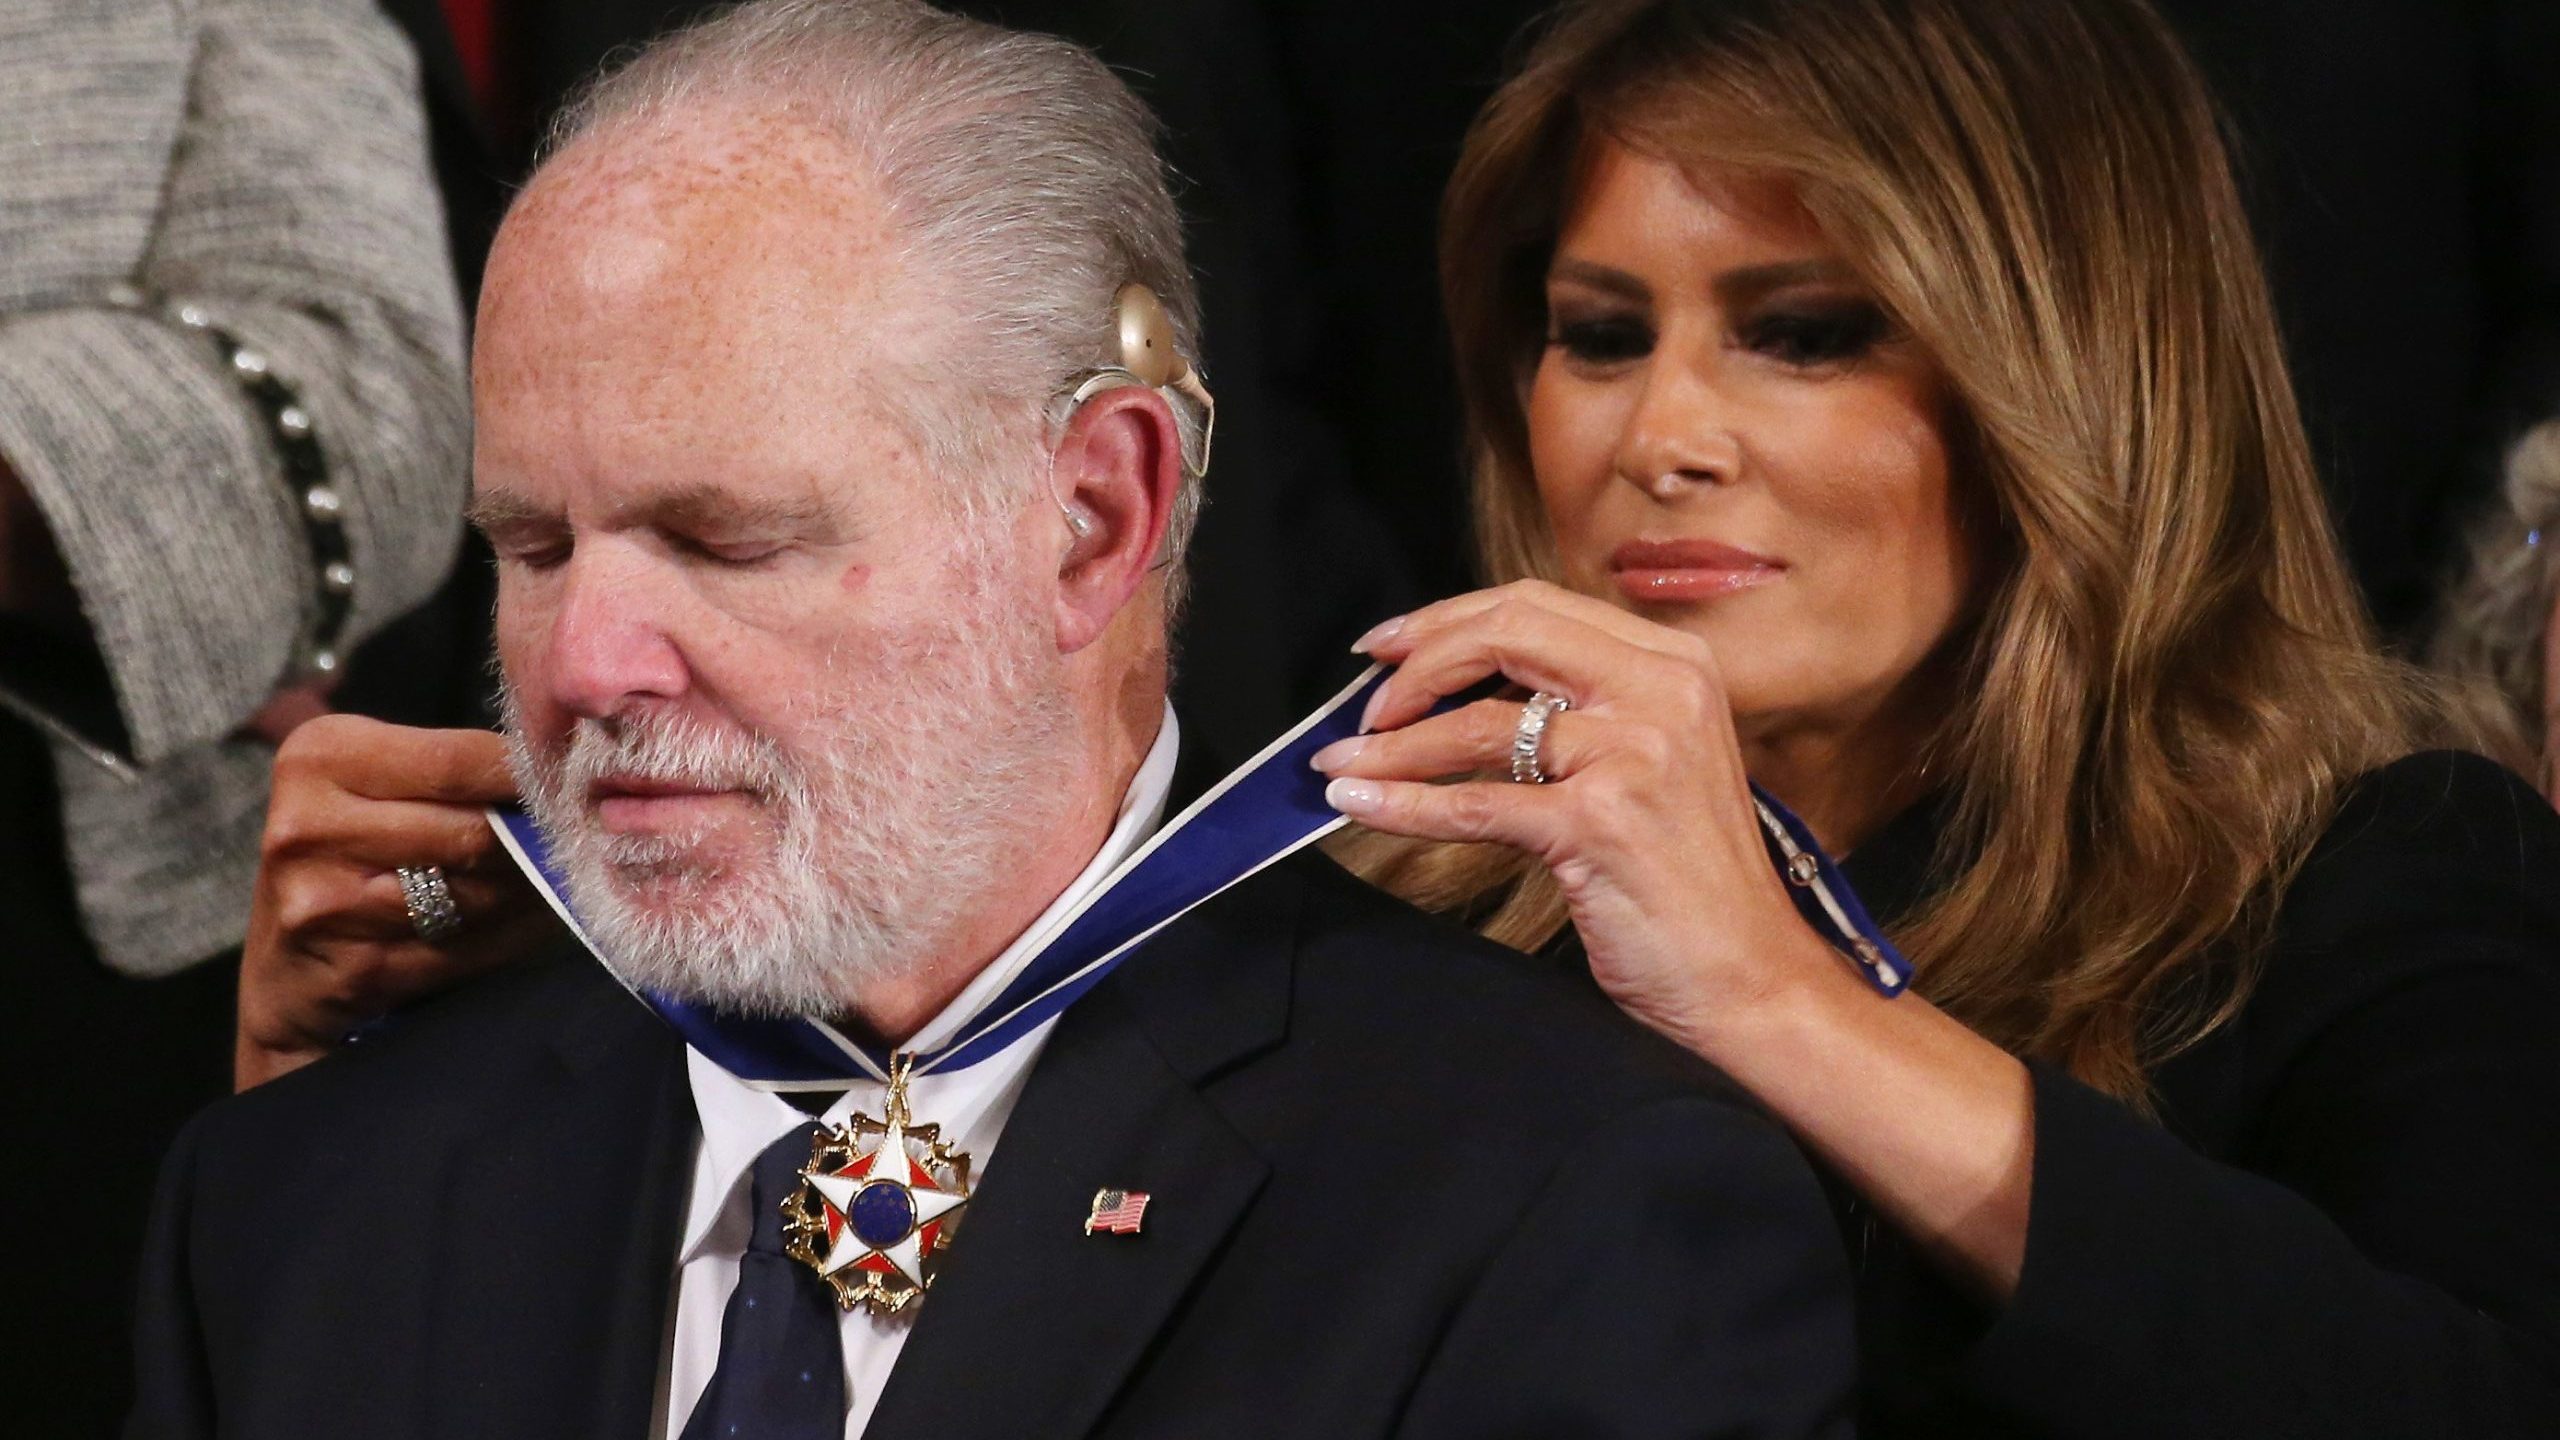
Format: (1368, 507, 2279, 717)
(395, 864, 462, 942)
(1509, 692, 1572, 784)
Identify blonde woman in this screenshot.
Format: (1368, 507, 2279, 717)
(2433, 418, 2560, 801)
(1315, 0, 2560, 1435)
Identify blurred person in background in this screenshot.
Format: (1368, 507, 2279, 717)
(2431, 418, 2560, 802)
(0, 0, 467, 1428)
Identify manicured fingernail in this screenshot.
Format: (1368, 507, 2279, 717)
(1326, 777, 1383, 814)
(1359, 686, 1389, 733)
(1310, 737, 1368, 772)
(1350, 616, 1405, 655)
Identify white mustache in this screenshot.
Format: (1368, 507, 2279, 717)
(553, 711, 797, 806)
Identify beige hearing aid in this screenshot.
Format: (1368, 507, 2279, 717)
(1067, 283, 1216, 477)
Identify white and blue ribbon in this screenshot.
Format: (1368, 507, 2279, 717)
(488, 664, 1908, 1087)
(1751, 793, 1911, 994)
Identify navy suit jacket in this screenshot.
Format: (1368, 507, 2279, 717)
(127, 851, 1855, 1438)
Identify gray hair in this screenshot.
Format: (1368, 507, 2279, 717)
(542, 0, 1208, 600)
(2428, 417, 2560, 778)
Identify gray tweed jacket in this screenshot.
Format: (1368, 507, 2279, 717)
(0, 0, 469, 975)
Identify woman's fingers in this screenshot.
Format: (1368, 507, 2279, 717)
(275, 714, 517, 806)
(238, 717, 549, 1092)
(1325, 770, 1570, 853)
(1328, 581, 1759, 889)
(1356, 578, 1703, 664)
(1357, 591, 1644, 733)
(237, 858, 552, 1092)
(268, 860, 525, 944)
(1361, 596, 1725, 744)
(265, 786, 506, 868)
(1315, 696, 1608, 784)
(356, 866, 523, 928)
(298, 905, 541, 1012)
(234, 903, 559, 1091)
(258, 719, 520, 928)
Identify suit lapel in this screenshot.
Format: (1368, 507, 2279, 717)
(864, 858, 1308, 1440)
(425, 966, 695, 1440)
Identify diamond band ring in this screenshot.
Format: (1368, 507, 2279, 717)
(395, 864, 462, 942)
(1510, 692, 1572, 784)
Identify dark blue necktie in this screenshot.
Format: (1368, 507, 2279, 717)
(680, 1122, 847, 1440)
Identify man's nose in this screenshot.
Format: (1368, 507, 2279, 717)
(1613, 356, 1744, 500)
(545, 545, 689, 719)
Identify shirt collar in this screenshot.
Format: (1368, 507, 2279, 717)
(680, 704, 1180, 1260)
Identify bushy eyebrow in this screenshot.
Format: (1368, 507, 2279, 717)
(466, 490, 558, 539)
(623, 483, 834, 537)
(467, 483, 837, 539)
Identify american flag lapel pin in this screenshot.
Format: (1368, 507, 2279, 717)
(1084, 1187, 1150, 1236)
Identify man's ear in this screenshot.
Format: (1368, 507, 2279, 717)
(1046, 384, 1182, 654)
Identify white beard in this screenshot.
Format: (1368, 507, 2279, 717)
(503, 560, 1080, 1018)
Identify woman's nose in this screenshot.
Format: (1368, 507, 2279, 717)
(1613, 359, 1743, 500)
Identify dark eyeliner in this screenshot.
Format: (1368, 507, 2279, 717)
(1545, 313, 1654, 365)
(1742, 300, 1891, 366)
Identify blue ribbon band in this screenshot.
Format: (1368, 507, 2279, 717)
(488, 663, 1909, 1087)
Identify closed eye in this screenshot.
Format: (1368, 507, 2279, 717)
(506, 541, 573, 570)
(481, 526, 572, 571)
(676, 535, 790, 567)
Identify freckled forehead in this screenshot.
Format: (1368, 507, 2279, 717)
(483, 106, 914, 333)
(469, 105, 952, 520)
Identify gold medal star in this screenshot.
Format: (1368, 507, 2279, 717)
(783, 1057, 973, 1314)
(804, 1104, 969, 1287)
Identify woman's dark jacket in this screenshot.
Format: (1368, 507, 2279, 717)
(1594, 750, 2560, 1438)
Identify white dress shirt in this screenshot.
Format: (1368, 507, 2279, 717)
(662, 708, 1179, 1439)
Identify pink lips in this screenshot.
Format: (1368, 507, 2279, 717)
(589, 775, 747, 832)
(1608, 538, 1786, 601)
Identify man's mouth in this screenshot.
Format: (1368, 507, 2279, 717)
(588, 776, 757, 832)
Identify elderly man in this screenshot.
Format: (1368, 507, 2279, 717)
(127, 3, 1853, 1436)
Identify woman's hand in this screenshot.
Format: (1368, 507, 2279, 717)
(235, 715, 558, 1091)
(1317, 579, 2038, 1298)
(1314, 579, 1850, 1045)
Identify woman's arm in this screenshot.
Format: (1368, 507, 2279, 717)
(1321, 580, 2042, 1294)
(234, 715, 550, 1091)
(1323, 583, 2560, 1436)
(0, 0, 467, 764)
(1687, 943, 2039, 1299)
(1941, 756, 2560, 1437)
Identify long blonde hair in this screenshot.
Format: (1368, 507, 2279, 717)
(1341, 0, 2439, 1103)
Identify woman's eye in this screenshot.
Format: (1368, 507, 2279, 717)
(1740, 302, 1890, 367)
(1547, 316, 1654, 366)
